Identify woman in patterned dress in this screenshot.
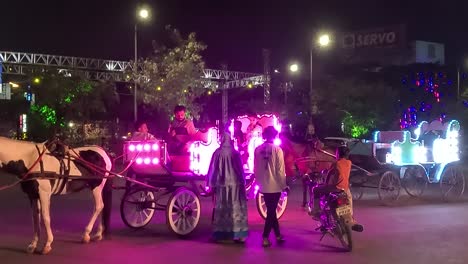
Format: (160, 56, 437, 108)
(206, 132, 249, 243)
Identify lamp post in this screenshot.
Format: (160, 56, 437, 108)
(309, 33, 331, 127)
(134, 6, 150, 123)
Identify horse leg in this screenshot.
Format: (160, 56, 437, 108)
(27, 198, 41, 254)
(99, 177, 113, 240)
(83, 179, 105, 243)
(38, 189, 53, 255)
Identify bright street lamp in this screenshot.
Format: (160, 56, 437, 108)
(310, 32, 332, 128)
(289, 63, 299, 73)
(134, 5, 151, 122)
(138, 8, 149, 19)
(318, 34, 331, 47)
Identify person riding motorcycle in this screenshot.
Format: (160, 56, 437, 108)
(309, 146, 357, 224)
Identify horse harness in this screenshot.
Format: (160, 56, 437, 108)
(36, 143, 72, 178)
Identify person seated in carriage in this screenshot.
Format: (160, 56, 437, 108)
(131, 120, 156, 141)
(246, 115, 263, 142)
(233, 120, 248, 163)
(167, 105, 198, 155)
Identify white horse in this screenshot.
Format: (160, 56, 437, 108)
(0, 137, 112, 254)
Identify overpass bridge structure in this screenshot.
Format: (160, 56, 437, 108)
(0, 51, 270, 122)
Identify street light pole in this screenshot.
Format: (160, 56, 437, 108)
(309, 45, 314, 120)
(134, 23, 138, 123)
(457, 67, 460, 102)
(308, 33, 331, 129)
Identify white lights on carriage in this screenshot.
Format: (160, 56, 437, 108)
(414, 127, 421, 139)
(391, 146, 402, 164)
(136, 157, 143, 164)
(152, 158, 159, 165)
(416, 146, 427, 163)
(143, 143, 151, 151)
(136, 144, 143, 151)
(274, 138, 281, 146)
(128, 144, 136, 152)
(152, 143, 159, 151)
(254, 185, 260, 196)
(144, 158, 151, 165)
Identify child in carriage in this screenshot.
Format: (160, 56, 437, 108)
(131, 120, 156, 141)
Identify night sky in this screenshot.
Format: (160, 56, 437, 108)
(2, 0, 467, 73)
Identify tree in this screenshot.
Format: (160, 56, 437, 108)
(317, 77, 399, 138)
(132, 26, 209, 120)
(28, 72, 119, 141)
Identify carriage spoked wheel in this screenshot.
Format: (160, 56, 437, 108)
(440, 165, 465, 202)
(244, 174, 255, 194)
(350, 182, 364, 200)
(166, 187, 201, 236)
(256, 191, 288, 220)
(120, 188, 156, 228)
(378, 171, 401, 205)
(402, 166, 428, 198)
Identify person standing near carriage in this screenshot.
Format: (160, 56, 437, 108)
(206, 131, 249, 243)
(254, 126, 287, 247)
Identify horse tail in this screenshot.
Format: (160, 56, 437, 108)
(101, 177, 112, 236)
(101, 148, 113, 236)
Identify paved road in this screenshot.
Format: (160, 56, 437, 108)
(1, 173, 468, 264)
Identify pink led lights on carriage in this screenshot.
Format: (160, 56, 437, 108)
(123, 127, 220, 176)
(228, 114, 282, 173)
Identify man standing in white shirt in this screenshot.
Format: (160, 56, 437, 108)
(254, 126, 287, 247)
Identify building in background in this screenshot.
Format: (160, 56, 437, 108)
(337, 25, 445, 66)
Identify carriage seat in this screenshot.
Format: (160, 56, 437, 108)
(168, 128, 217, 172)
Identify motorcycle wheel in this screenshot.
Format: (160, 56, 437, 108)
(335, 217, 353, 252)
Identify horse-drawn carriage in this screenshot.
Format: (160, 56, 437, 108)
(119, 114, 290, 235)
(349, 119, 465, 204)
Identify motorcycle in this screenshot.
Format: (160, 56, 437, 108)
(314, 189, 354, 251)
(303, 170, 363, 252)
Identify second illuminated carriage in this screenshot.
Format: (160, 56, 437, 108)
(349, 119, 464, 204)
(228, 114, 289, 220)
(395, 120, 465, 201)
(119, 128, 220, 236)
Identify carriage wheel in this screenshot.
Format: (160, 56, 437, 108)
(440, 165, 465, 201)
(378, 171, 401, 205)
(245, 174, 255, 193)
(402, 166, 428, 198)
(256, 191, 288, 220)
(125, 170, 137, 192)
(167, 187, 201, 236)
(350, 182, 364, 200)
(120, 189, 156, 229)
